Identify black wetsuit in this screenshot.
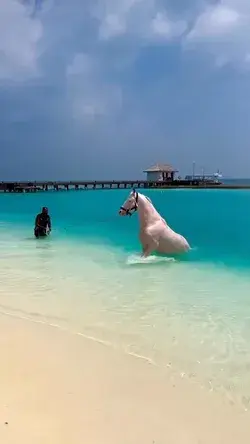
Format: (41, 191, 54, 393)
(34, 213, 51, 238)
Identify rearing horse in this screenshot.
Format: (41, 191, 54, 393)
(119, 190, 190, 257)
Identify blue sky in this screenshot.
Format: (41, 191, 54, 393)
(1, 0, 250, 180)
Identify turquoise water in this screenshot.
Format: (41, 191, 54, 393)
(1, 189, 250, 408)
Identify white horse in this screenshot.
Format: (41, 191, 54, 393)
(119, 190, 190, 257)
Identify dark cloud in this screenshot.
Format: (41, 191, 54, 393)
(0, 0, 250, 179)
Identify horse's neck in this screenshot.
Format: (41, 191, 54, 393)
(137, 195, 160, 228)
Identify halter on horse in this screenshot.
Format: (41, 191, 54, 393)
(119, 189, 139, 216)
(119, 189, 153, 216)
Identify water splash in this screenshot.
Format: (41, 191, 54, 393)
(126, 254, 176, 266)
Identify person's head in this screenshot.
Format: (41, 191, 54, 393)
(42, 207, 48, 215)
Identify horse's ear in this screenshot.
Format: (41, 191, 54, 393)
(133, 188, 136, 194)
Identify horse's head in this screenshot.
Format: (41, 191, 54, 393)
(119, 189, 139, 216)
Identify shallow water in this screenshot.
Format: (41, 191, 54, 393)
(1, 189, 250, 409)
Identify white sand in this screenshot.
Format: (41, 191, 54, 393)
(0, 313, 249, 444)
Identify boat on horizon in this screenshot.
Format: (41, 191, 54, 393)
(185, 169, 223, 184)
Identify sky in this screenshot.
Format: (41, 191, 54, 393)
(1, 0, 250, 180)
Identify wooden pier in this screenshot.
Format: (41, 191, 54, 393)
(0, 180, 249, 193)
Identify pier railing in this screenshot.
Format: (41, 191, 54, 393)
(0, 179, 247, 193)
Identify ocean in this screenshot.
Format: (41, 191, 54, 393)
(1, 188, 250, 409)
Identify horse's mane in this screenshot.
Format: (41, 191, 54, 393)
(137, 192, 166, 223)
(138, 193, 152, 204)
(145, 195, 152, 204)
(134, 191, 152, 204)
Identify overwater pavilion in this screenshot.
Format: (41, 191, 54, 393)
(143, 163, 178, 182)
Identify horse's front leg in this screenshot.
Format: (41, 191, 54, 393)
(141, 239, 159, 258)
(141, 245, 151, 258)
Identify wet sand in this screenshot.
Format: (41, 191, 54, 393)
(0, 312, 249, 444)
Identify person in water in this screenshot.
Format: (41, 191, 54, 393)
(34, 207, 51, 238)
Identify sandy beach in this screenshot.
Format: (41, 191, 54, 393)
(0, 312, 249, 444)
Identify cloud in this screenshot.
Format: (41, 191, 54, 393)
(184, 1, 250, 66)
(151, 11, 187, 40)
(188, 5, 241, 38)
(94, 0, 188, 42)
(65, 1, 188, 124)
(66, 53, 94, 77)
(66, 53, 122, 124)
(92, 0, 250, 67)
(2, 0, 250, 86)
(0, 0, 43, 82)
(1, 0, 250, 180)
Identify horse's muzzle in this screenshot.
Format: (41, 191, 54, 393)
(119, 209, 126, 216)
